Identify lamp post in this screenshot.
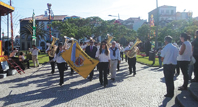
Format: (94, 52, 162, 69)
(155, 0, 159, 50)
(108, 13, 120, 19)
(47, 3, 52, 41)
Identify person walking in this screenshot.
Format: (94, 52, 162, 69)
(29, 45, 40, 67)
(124, 44, 129, 62)
(85, 40, 98, 81)
(95, 41, 110, 87)
(120, 46, 124, 61)
(161, 36, 179, 98)
(125, 42, 139, 76)
(177, 33, 192, 90)
(191, 30, 198, 82)
(109, 41, 121, 81)
(157, 48, 162, 68)
(51, 43, 66, 86)
(46, 42, 56, 74)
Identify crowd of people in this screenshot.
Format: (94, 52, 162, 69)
(160, 31, 198, 98)
(46, 38, 139, 87)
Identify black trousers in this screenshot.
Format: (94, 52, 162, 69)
(128, 57, 136, 74)
(57, 63, 65, 84)
(65, 62, 68, 70)
(163, 64, 175, 96)
(178, 61, 189, 88)
(194, 55, 198, 81)
(117, 61, 120, 71)
(175, 61, 180, 74)
(120, 52, 123, 61)
(99, 62, 109, 85)
(89, 70, 94, 79)
(49, 57, 55, 73)
(125, 54, 128, 62)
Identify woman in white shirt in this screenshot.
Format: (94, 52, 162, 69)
(95, 41, 110, 87)
(177, 33, 192, 90)
(52, 43, 66, 86)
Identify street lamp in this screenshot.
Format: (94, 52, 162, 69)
(108, 13, 120, 19)
(155, 0, 159, 50)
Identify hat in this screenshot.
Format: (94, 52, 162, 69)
(130, 42, 133, 46)
(112, 41, 116, 44)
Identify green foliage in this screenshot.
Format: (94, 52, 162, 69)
(137, 24, 150, 41)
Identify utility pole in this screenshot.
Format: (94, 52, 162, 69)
(10, 0, 14, 50)
(47, 3, 52, 41)
(155, 0, 159, 49)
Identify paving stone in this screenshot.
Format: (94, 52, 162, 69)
(0, 62, 184, 107)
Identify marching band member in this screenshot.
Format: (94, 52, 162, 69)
(125, 42, 140, 76)
(85, 40, 98, 81)
(109, 41, 121, 81)
(95, 41, 110, 87)
(51, 43, 66, 86)
(116, 41, 121, 71)
(46, 42, 56, 74)
(120, 45, 125, 61)
(29, 45, 40, 67)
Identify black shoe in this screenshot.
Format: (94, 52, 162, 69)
(164, 94, 173, 98)
(89, 78, 93, 81)
(129, 72, 132, 75)
(191, 79, 198, 82)
(70, 72, 73, 76)
(178, 86, 187, 90)
(111, 78, 115, 81)
(59, 83, 63, 86)
(51, 71, 54, 74)
(104, 84, 107, 87)
(133, 73, 136, 76)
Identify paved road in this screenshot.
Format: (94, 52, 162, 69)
(0, 61, 183, 107)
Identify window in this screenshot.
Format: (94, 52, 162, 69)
(171, 10, 174, 15)
(166, 10, 169, 14)
(161, 10, 164, 14)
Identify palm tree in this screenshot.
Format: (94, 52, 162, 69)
(20, 21, 48, 45)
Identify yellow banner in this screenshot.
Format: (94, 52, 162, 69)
(61, 42, 99, 78)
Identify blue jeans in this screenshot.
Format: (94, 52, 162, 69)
(158, 58, 162, 67)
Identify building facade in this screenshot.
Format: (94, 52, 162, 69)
(19, 14, 80, 50)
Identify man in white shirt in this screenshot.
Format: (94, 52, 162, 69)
(161, 36, 179, 98)
(120, 45, 124, 61)
(29, 45, 40, 67)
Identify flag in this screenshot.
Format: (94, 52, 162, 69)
(61, 42, 99, 78)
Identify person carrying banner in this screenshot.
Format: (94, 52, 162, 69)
(51, 43, 66, 86)
(109, 41, 121, 81)
(85, 40, 98, 81)
(96, 41, 110, 87)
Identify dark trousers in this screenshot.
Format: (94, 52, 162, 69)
(99, 62, 109, 85)
(49, 57, 55, 73)
(57, 63, 65, 84)
(89, 70, 94, 80)
(178, 61, 189, 88)
(128, 57, 136, 74)
(117, 61, 120, 71)
(125, 54, 128, 62)
(163, 64, 175, 96)
(176, 61, 180, 74)
(120, 52, 123, 61)
(194, 55, 198, 81)
(65, 62, 68, 70)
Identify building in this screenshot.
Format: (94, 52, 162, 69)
(148, 5, 193, 27)
(19, 12, 81, 50)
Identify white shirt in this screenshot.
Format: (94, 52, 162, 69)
(116, 43, 120, 49)
(124, 46, 138, 57)
(9, 50, 18, 57)
(161, 43, 179, 65)
(19, 55, 25, 61)
(53, 50, 66, 63)
(177, 41, 192, 61)
(95, 49, 110, 62)
(120, 47, 125, 52)
(30, 48, 40, 55)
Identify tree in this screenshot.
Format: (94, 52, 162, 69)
(137, 24, 150, 41)
(20, 21, 48, 45)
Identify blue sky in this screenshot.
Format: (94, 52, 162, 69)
(0, 0, 198, 36)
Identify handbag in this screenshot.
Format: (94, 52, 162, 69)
(190, 56, 196, 65)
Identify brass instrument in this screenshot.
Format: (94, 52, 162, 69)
(126, 38, 142, 58)
(106, 34, 113, 46)
(48, 36, 59, 57)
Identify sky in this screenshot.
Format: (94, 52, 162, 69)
(0, 0, 198, 37)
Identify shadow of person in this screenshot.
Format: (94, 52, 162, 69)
(159, 97, 172, 107)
